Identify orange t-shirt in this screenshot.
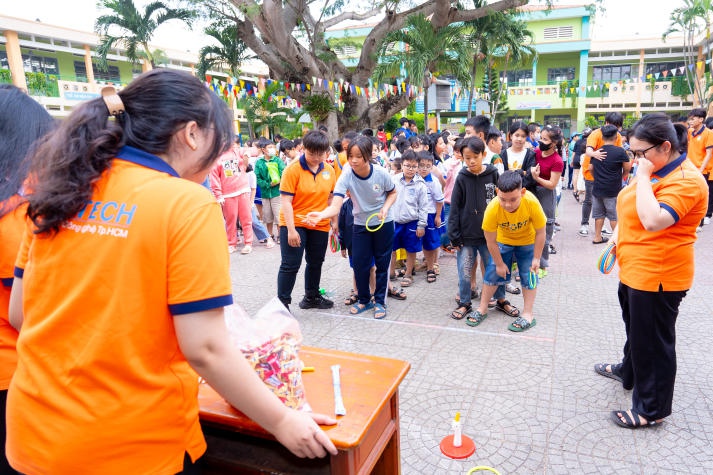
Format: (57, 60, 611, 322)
(279, 156, 336, 232)
(584, 129, 624, 181)
(334, 151, 348, 180)
(8, 146, 233, 475)
(0, 196, 25, 390)
(686, 126, 713, 172)
(616, 154, 708, 292)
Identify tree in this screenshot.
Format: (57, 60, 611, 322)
(373, 13, 471, 132)
(95, 0, 195, 69)
(663, 0, 709, 108)
(197, 19, 255, 80)
(193, 0, 533, 138)
(242, 81, 294, 139)
(462, 0, 536, 118)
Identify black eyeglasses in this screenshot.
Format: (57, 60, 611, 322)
(630, 144, 658, 159)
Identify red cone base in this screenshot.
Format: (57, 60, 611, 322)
(440, 434, 476, 459)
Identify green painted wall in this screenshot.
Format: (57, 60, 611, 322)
(535, 53, 580, 84)
(529, 17, 583, 43)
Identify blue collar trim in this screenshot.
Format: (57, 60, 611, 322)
(654, 153, 687, 180)
(116, 146, 179, 177)
(693, 126, 706, 137)
(299, 155, 324, 175)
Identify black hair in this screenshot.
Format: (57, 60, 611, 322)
(362, 128, 374, 137)
(0, 85, 55, 218)
(293, 138, 302, 148)
(454, 137, 465, 154)
(332, 140, 343, 153)
(399, 117, 408, 125)
(280, 139, 296, 151)
(688, 108, 707, 119)
(408, 136, 422, 149)
(318, 125, 328, 132)
(418, 134, 433, 153)
(301, 130, 330, 153)
(527, 122, 540, 134)
(400, 149, 418, 165)
(377, 125, 385, 131)
(509, 121, 529, 139)
(542, 124, 564, 150)
(461, 136, 486, 155)
(465, 116, 490, 135)
(416, 150, 434, 165)
(395, 138, 410, 154)
(630, 113, 687, 155)
(601, 124, 619, 141)
(257, 137, 274, 149)
(342, 131, 358, 143)
(675, 115, 690, 123)
(486, 126, 502, 144)
(706, 117, 713, 129)
(370, 136, 383, 149)
(497, 170, 523, 192)
(604, 112, 624, 128)
(27, 69, 232, 235)
(347, 135, 377, 163)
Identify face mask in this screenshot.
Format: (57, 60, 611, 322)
(539, 142, 553, 152)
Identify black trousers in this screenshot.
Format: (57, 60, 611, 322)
(618, 282, 687, 420)
(277, 226, 329, 305)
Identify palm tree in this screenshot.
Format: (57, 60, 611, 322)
(197, 20, 255, 80)
(663, 0, 708, 107)
(95, 0, 195, 70)
(463, 0, 536, 118)
(373, 13, 471, 132)
(243, 82, 294, 140)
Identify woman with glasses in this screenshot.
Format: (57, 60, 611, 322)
(595, 113, 708, 429)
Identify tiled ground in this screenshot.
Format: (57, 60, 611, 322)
(229, 190, 713, 474)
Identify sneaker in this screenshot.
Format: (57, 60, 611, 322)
(228, 245, 238, 253)
(578, 225, 589, 236)
(705, 217, 711, 225)
(697, 226, 703, 233)
(548, 243, 557, 255)
(265, 238, 276, 249)
(602, 229, 612, 236)
(298, 295, 334, 310)
(554, 222, 561, 232)
(240, 245, 252, 254)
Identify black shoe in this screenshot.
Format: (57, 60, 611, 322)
(299, 295, 334, 310)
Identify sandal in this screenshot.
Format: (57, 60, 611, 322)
(400, 276, 414, 287)
(592, 237, 610, 244)
(393, 268, 406, 280)
(451, 304, 471, 320)
(505, 283, 521, 295)
(495, 299, 520, 318)
(594, 363, 623, 383)
(454, 289, 479, 305)
(373, 303, 387, 320)
(433, 263, 440, 275)
(344, 292, 358, 306)
(349, 302, 375, 315)
(426, 270, 437, 283)
(573, 191, 580, 202)
(508, 316, 536, 332)
(387, 287, 407, 300)
(610, 409, 661, 429)
(465, 310, 488, 327)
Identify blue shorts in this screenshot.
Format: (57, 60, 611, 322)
(422, 213, 443, 251)
(393, 220, 422, 253)
(483, 243, 535, 287)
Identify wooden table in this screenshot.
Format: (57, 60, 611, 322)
(198, 346, 410, 475)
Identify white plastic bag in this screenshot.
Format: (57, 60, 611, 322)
(576, 170, 586, 192)
(224, 298, 309, 410)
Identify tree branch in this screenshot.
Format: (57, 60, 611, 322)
(322, 7, 383, 29)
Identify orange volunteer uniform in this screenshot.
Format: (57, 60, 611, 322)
(279, 156, 336, 232)
(616, 153, 708, 292)
(8, 146, 233, 475)
(586, 127, 623, 152)
(0, 196, 25, 390)
(687, 125, 713, 171)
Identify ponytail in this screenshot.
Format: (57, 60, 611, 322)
(27, 69, 232, 235)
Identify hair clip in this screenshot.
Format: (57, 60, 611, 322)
(101, 86, 125, 117)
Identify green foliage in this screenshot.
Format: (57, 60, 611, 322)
(197, 20, 254, 80)
(559, 80, 580, 107)
(584, 115, 600, 129)
(301, 93, 334, 123)
(26, 72, 59, 97)
(0, 69, 11, 84)
(623, 114, 639, 129)
(243, 82, 294, 140)
(95, 0, 195, 68)
(671, 76, 693, 97)
(384, 116, 400, 134)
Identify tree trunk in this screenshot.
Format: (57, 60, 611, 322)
(466, 55, 478, 118)
(423, 83, 429, 133)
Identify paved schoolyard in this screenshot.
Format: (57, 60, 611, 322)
(229, 191, 713, 474)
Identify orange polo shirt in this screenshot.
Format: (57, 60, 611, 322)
(687, 125, 713, 172)
(584, 129, 623, 181)
(279, 156, 336, 232)
(0, 196, 25, 390)
(8, 146, 233, 475)
(616, 153, 708, 292)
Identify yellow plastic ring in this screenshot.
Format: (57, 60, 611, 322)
(365, 212, 385, 232)
(467, 466, 501, 475)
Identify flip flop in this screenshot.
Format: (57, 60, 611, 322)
(465, 310, 488, 327)
(373, 303, 387, 320)
(349, 302, 374, 315)
(592, 237, 610, 244)
(508, 317, 536, 332)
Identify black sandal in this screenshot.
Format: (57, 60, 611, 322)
(426, 270, 437, 283)
(387, 287, 407, 300)
(451, 304, 471, 320)
(344, 292, 358, 305)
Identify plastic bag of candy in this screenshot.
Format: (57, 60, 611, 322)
(224, 298, 310, 411)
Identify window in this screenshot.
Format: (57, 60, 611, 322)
(501, 69, 532, 86)
(543, 26, 574, 40)
(74, 61, 121, 82)
(592, 65, 634, 82)
(645, 61, 685, 76)
(547, 67, 575, 83)
(544, 115, 572, 140)
(7, 52, 59, 75)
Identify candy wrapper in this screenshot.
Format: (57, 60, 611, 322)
(224, 298, 310, 411)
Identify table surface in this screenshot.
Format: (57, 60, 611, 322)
(199, 346, 410, 449)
